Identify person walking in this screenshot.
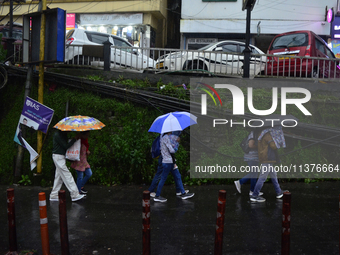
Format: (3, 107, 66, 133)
(154, 132, 194, 202)
(49, 129, 85, 202)
(71, 131, 92, 195)
(234, 129, 262, 196)
(250, 126, 288, 203)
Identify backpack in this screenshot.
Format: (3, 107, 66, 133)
(151, 135, 161, 158)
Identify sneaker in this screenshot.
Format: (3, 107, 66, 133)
(234, 180, 241, 193)
(276, 190, 289, 199)
(180, 192, 195, 200)
(250, 195, 266, 202)
(72, 194, 85, 202)
(150, 192, 156, 198)
(49, 196, 58, 202)
(249, 191, 263, 196)
(176, 190, 189, 196)
(80, 188, 88, 194)
(154, 196, 167, 202)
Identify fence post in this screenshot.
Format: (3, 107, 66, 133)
(142, 191, 151, 255)
(39, 192, 50, 255)
(214, 190, 226, 255)
(281, 192, 291, 255)
(7, 188, 17, 253)
(103, 40, 112, 71)
(59, 190, 70, 255)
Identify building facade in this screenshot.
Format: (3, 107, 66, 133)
(180, 0, 337, 52)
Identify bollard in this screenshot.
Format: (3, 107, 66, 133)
(214, 190, 226, 255)
(7, 188, 17, 253)
(281, 192, 291, 255)
(142, 191, 151, 255)
(39, 192, 50, 255)
(59, 190, 70, 255)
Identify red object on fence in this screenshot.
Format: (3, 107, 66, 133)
(142, 191, 151, 255)
(39, 192, 50, 255)
(281, 191, 291, 255)
(214, 190, 226, 255)
(58, 190, 70, 255)
(7, 188, 17, 253)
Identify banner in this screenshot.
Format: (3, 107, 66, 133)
(14, 97, 54, 170)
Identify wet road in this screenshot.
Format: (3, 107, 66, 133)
(0, 181, 339, 255)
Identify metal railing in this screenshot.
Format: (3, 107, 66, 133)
(57, 44, 340, 81)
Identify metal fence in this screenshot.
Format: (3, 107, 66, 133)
(61, 45, 340, 81)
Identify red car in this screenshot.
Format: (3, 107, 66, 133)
(266, 30, 340, 78)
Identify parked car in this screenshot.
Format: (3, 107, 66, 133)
(155, 40, 267, 76)
(266, 30, 340, 78)
(65, 28, 155, 70)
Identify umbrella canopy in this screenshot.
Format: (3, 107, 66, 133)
(54, 115, 105, 131)
(148, 111, 197, 134)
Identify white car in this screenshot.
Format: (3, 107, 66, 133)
(65, 28, 155, 71)
(155, 40, 267, 76)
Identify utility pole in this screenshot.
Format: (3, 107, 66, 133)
(36, 0, 47, 175)
(7, 0, 14, 63)
(242, 0, 256, 78)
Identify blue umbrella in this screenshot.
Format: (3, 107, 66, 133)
(148, 111, 198, 134)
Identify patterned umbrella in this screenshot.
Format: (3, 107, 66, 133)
(54, 115, 105, 131)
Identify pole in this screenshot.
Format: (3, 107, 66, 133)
(243, 6, 251, 78)
(59, 190, 70, 255)
(7, 188, 17, 253)
(7, 0, 14, 63)
(214, 190, 226, 255)
(39, 192, 50, 255)
(37, 0, 47, 174)
(142, 191, 150, 255)
(281, 192, 291, 255)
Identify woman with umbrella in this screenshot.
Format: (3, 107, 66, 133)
(148, 112, 196, 202)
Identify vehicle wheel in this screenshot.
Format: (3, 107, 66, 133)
(187, 61, 207, 71)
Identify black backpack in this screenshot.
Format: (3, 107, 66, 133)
(151, 135, 161, 158)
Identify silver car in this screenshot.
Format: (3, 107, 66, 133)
(65, 28, 155, 71)
(155, 40, 267, 76)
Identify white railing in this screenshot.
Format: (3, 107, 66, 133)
(63, 44, 340, 81)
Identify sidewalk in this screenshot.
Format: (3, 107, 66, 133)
(0, 181, 338, 255)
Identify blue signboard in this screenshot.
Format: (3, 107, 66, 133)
(331, 16, 340, 39)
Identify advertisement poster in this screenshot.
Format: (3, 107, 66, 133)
(331, 39, 340, 58)
(14, 97, 54, 170)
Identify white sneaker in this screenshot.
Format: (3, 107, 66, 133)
(234, 180, 241, 193)
(49, 196, 58, 202)
(249, 191, 263, 196)
(176, 190, 189, 196)
(150, 192, 156, 198)
(72, 194, 85, 202)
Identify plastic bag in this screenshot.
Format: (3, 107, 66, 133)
(66, 139, 81, 161)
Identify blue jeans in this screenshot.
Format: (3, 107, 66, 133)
(155, 163, 186, 197)
(239, 160, 259, 192)
(252, 163, 282, 197)
(76, 168, 92, 192)
(148, 157, 184, 194)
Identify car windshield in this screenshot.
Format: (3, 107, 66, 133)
(271, 33, 309, 50)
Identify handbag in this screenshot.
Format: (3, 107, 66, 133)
(66, 139, 81, 161)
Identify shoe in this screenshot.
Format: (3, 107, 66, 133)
(234, 180, 241, 193)
(49, 196, 58, 202)
(72, 194, 85, 202)
(154, 196, 167, 202)
(249, 191, 263, 196)
(176, 190, 189, 196)
(80, 188, 88, 194)
(276, 190, 289, 199)
(250, 195, 266, 202)
(180, 192, 195, 200)
(150, 192, 156, 198)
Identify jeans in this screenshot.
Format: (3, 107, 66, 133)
(155, 163, 186, 197)
(76, 168, 92, 192)
(252, 163, 282, 197)
(148, 156, 184, 194)
(239, 160, 259, 192)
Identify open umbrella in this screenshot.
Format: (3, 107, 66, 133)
(148, 111, 197, 134)
(54, 115, 105, 131)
